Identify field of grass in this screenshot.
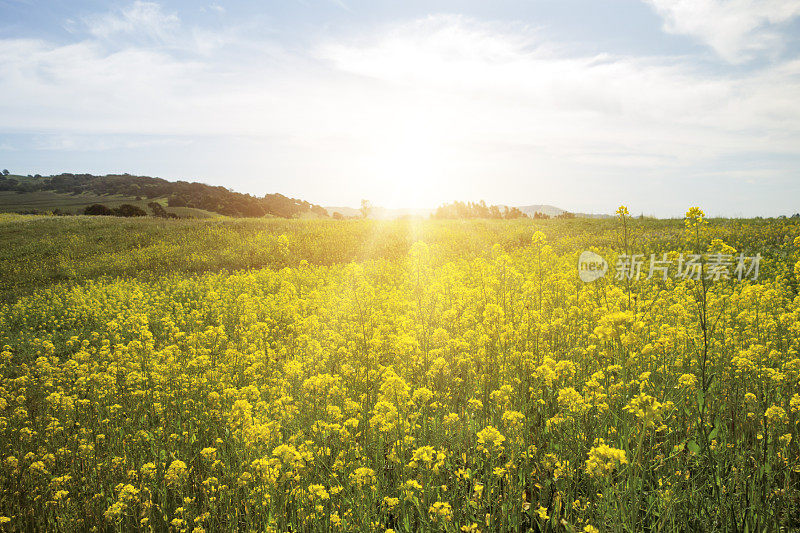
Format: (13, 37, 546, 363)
(0, 215, 590, 301)
(0, 176, 220, 219)
(0, 190, 158, 214)
(0, 212, 799, 531)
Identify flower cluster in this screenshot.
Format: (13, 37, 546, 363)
(585, 439, 628, 478)
(0, 214, 798, 531)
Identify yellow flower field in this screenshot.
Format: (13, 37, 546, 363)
(1, 210, 799, 531)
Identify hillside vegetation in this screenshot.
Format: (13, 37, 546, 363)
(0, 173, 327, 218)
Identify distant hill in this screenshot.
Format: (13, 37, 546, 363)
(328, 203, 610, 219)
(0, 173, 328, 218)
(516, 205, 613, 219)
(515, 204, 566, 217)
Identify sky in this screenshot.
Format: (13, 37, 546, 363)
(1, 0, 799, 216)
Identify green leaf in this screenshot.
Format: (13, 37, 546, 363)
(687, 440, 700, 454)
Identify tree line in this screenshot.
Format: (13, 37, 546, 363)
(431, 201, 578, 220)
(432, 201, 527, 219)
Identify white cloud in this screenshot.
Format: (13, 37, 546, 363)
(317, 16, 800, 150)
(29, 134, 193, 151)
(85, 1, 179, 42)
(1, 8, 799, 212)
(3, 12, 799, 149)
(643, 0, 800, 62)
(330, 0, 353, 12)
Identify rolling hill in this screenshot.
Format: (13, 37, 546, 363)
(0, 173, 328, 218)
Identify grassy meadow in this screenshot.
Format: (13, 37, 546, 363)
(0, 174, 221, 218)
(1, 212, 799, 531)
(0, 191, 220, 219)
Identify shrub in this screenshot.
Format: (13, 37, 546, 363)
(84, 204, 114, 216)
(113, 204, 147, 217)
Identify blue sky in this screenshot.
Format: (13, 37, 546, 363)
(1, 0, 799, 216)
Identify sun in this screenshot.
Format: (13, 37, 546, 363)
(362, 114, 452, 209)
